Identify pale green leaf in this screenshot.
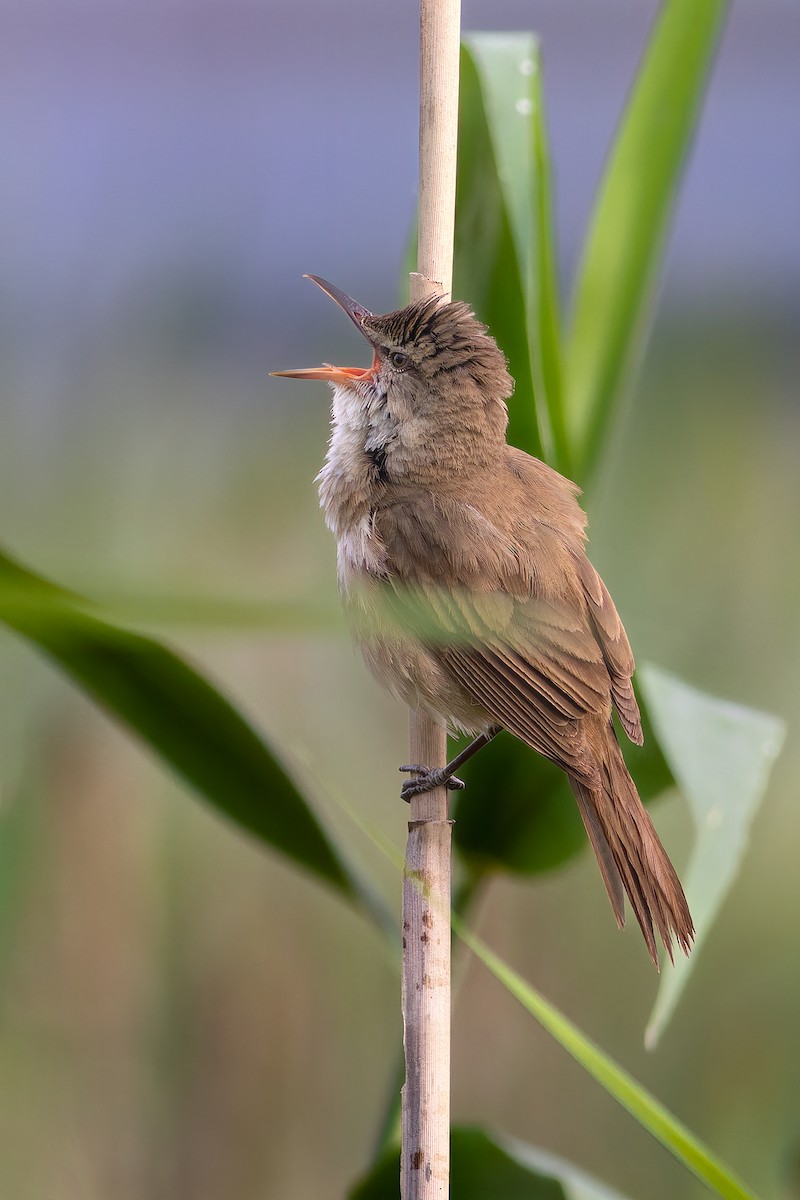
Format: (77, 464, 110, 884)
(639, 664, 785, 1047)
(500, 1136, 635, 1200)
(461, 33, 568, 471)
(349, 1127, 635, 1199)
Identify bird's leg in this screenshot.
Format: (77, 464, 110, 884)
(399, 726, 501, 802)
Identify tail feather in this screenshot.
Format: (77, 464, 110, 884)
(570, 739, 694, 968)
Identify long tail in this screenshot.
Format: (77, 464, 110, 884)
(570, 737, 694, 968)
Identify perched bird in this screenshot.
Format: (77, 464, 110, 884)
(273, 276, 693, 966)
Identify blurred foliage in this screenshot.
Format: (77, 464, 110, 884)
(0, 2, 794, 1199)
(452, 43, 542, 461)
(453, 690, 672, 876)
(351, 1127, 632, 1200)
(454, 35, 564, 468)
(567, 0, 728, 477)
(0, 547, 361, 906)
(451, 923, 758, 1200)
(449, 13, 778, 991)
(640, 666, 785, 1046)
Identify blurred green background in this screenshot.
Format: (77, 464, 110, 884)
(0, 2, 798, 1198)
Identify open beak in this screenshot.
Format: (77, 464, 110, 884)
(303, 274, 372, 330)
(270, 275, 376, 386)
(270, 362, 375, 385)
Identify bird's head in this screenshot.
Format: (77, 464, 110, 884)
(272, 276, 513, 478)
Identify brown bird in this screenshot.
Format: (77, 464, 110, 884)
(273, 276, 693, 966)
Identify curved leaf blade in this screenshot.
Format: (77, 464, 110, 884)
(452, 695, 672, 877)
(455, 921, 761, 1200)
(349, 1126, 633, 1200)
(453, 735, 585, 874)
(462, 34, 567, 472)
(501, 1135, 637, 1200)
(0, 547, 358, 901)
(567, 0, 728, 476)
(640, 665, 785, 1046)
(453, 44, 541, 459)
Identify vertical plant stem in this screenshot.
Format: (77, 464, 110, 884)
(412, 0, 460, 299)
(373, 867, 488, 1166)
(401, 3, 461, 1198)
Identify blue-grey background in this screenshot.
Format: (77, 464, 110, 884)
(0, 3, 798, 1199)
(1, 0, 797, 399)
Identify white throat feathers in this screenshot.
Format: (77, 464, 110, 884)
(316, 380, 394, 587)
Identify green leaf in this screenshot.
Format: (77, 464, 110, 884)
(453, 44, 539, 459)
(456, 35, 566, 468)
(499, 1136, 637, 1200)
(567, 0, 728, 477)
(453, 735, 585, 874)
(452, 696, 672, 877)
(349, 1127, 634, 1200)
(460, 34, 567, 470)
(0, 547, 362, 905)
(454, 923, 761, 1200)
(454, 664, 784, 1049)
(639, 665, 785, 1047)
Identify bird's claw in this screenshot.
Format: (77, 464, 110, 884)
(399, 764, 466, 802)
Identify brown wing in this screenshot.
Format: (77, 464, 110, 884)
(375, 493, 640, 784)
(568, 550, 643, 745)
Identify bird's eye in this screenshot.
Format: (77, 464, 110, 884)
(390, 350, 409, 369)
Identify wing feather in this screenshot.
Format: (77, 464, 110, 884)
(374, 492, 641, 774)
(569, 552, 643, 745)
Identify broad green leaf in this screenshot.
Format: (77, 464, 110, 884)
(453, 735, 585, 874)
(454, 35, 567, 466)
(452, 695, 671, 877)
(455, 921, 761, 1200)
(452, 44, 541, 459)
(639, 665, 785, 1047)
(0, 547, 364, 907)
(349, 1127, 633, 1200)
(567, 0, 728, 477)
(460, 34, 568, 473)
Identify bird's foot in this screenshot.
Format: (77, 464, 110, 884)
(399, 764, 466, 803)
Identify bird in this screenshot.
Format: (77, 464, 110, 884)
(273, 275, 694, 967)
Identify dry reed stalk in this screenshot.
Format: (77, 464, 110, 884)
(401, 2, 461, 1197)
